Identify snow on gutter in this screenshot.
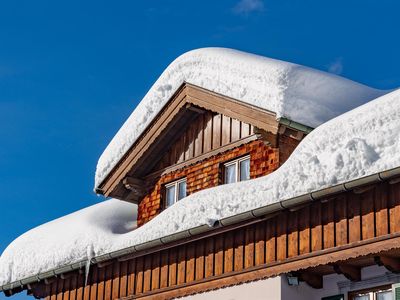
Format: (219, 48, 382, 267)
(2, 166, 400, 293)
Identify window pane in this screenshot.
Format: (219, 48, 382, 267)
(225, 164, 236, 184)
(239, 158, 250, 181)
(376, 290, 392, 300)
(166, 185, 176, 207)
(178, 181, 187, 200)
(354, 295, 370, 300)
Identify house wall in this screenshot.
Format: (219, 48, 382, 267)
(182, 265, 398, 300)
(278, 133, 300, 166)
(180, 274, 340, 300)
(182, 276, 282, 300)
(281, 265, 398, 300)
(34, 180, 400, 300)
(138, 139, 279, 226)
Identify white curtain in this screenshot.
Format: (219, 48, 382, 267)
(240, 159, 250, 181)
(225, 164, 236, 184)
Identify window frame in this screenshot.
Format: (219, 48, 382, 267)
(223, 154, 251, 184)
(164, 178, 187, 208)
(348, 284, 392, 300)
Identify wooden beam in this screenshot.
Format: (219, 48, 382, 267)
(389, 177, 400, 185)
(122, 177, 146, 198)
(185, 104, 205, 114)
(97, 260, 114, 269)
(44, 277, 57, 285)
(375, 255, 400, 273)
(299, 272, 323, 289)
(123, 177, 145, 189)
(99, 84, 189, 196)
(185, 84, 278, 135)
(353, 185, 376, 194)
(333, 264, 361, 281)
(28, 283, 48, 299)
(3, 286, 23, 297)
(278, 125, 305, 141)
(253, 127, 278, 147)
(60, 271, 76, 280)
(144, 134, 260, 181)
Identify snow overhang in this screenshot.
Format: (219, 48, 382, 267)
(95, 83, 281, 201)
(2, 166, 400, 295)
(94, 47, 387, 191)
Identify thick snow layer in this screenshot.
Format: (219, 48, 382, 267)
(2, 88, 400, 286)
(0, 200, 137, 286)
(94, 48, 386, 188)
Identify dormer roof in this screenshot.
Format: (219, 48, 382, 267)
(96, 83, 281, 199)
(94, 48, 386, 191)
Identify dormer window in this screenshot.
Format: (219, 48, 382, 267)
(224, 155, 250, 184)
(165, 178, 187, 208)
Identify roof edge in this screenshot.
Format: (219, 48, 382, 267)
(278, 117, 314, 133)
(3, 165, 400, 293)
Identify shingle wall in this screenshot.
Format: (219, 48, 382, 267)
(138, 140, 279, 226)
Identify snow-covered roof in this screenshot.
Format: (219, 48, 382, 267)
(1, 88, 400, 287)
(94, 48, 387, 189)
(0, 200, 137, 287)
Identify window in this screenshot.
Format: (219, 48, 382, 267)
(349, 286, 393, 300)
(165, 178, 187, 208)
(224, 155, 250, 184)
(322, 295, 344, 300)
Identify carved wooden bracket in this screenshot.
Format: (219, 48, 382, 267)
(123, 177, 146, 194)
(299, 272, 323, 289)
(253, 127, 278, 147)
(123, 177, 148, 203)
(333, 264, 361, 281)
(375, 255, 400, 273)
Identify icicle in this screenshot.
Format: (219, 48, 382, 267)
(84, 245, 95, 286)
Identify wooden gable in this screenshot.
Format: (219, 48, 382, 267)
(96, 83, 279, 202)
(152, 111, 256, 173)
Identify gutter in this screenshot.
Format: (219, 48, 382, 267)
(278, 117, 314, 134)
(2, 166, 400, 293)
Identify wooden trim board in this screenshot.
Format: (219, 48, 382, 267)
(123, 234, 400, 300)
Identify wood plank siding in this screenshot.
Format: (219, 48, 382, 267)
(155, 111, 254, 170)
(39, 180, 400, 300)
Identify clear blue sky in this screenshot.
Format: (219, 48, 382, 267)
(0, 0, 399, 299)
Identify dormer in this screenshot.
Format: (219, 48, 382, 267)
(94, 47, 383, 226)
(95, 83, 310, 226)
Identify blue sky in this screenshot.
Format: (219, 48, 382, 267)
(0, 0, 399, 299)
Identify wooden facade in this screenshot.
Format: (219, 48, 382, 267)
(6, 84, 400, 300)
(137, 138, 280, 226)
(100, 84, 303, 226)
(154, 111, 255, 170)
(30, 179, 400, 300)
(135, 102, 301, 225)
(95, 83, 280, 201)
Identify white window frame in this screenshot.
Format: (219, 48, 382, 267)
(350, 285, 393, 300)
(164, 178, 187, 207)
(223, 155, 250, 184)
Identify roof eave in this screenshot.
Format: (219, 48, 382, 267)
(3, 165, 400, 294)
